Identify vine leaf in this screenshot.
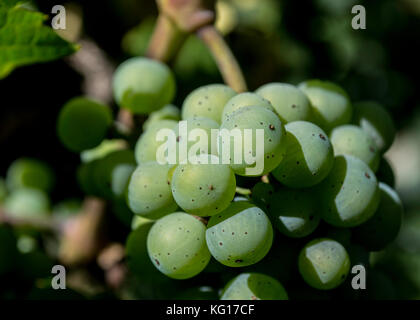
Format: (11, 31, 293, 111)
(0, 2, 79, 79)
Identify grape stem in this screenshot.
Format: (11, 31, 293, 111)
(197, 25, 247, 93)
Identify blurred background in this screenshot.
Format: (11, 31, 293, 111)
(0, 0, 419, 299)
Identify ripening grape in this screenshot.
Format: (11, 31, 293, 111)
(4, 188, 50, 219)
(113, 57, 176, 114)
(219, 106, 286, 177)
(182, 84, 236, 124)
(147, 212, 211, 279)
(376, 157, 395, 188)
(353, 183, 403, 251)
(298, 238, 350, 290)
(317, 155, 380, 227)
(127, 162, 178, 220)
(6, 158, 54, 193)
(298, 80, 352, 133)
(256, 83, 313, 123)
(57, 97, 112, 152)
(222, 92, 275, 122)
(174, 116, 220, 162)
(220, 273, 288, 300)
(91, 149, 136, 199)
(143, 104, 180, 131)
(131, 215, 153, 230)
(171, 154, 236, 217)
(330, 125, 380, 172)
(353, 101, 396, 153)
(272, 121, 334, 188)
(268, 189, 320, 238)
(206, 202, 273, 267)
(111, 163, 136, 199)
(126, 220, 160, 277)
(134, 119, 178, 164)
(250, 182, 274, 212)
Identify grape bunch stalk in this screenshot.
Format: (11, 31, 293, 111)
(0, 0, 403, 300)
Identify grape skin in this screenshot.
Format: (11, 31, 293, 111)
(352, 101, 396, 153)
(222, 92, 275, 123)
(256, 82, 313, 123)
(219, 106, 286, 177)
(298, 80, 352, 133)
(221, 273, 288, 300)
(171, 155, 236, 217)
(353, 182, 403, 251)
(113, 57, 176, 114)
(134, 119, 178, 164)
(298, 238, 350, 290)
(182, 84, 236, 124)
(206, 202, 273, 267)
(268, 189, 320, 238)
(57, 97, 112, 152)
(317, 155, 380, 227)
(147, 212, 211, 279)
(127, 161, 178, 220)
(330, 124, 380, 172)
(272, 121, 334, 188)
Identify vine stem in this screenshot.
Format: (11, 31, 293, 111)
(197, 25, 247, 93)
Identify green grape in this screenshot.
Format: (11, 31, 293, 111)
(57, 97, 112, 152)
(250, 182, 274, 211)
(178, 286, 219, 300)
(171, 154, 236, 217)
(4, 188, 50, 219)
(272, 121, 334, 187)
(181, 84, 236, 124)
(76, 160, 101, 196)
(127, 162, 178, 220)
(143, 104, 180, 131)
(298, 80, 352, 133)
(222, 92, 274, 123)
(134, 119, 178, 164)
(80, 139, 127, 163)
(0, 225, 18, 275)
(91, 150, 136, 199)
(111, 163, 136, 198)
(206, 202, 273, 267)
(147, 212, 211, 279)
(318, 155, 380, 227)
(174, 116, 220, 163)
(6, 158, 54, 193)
(330, 125, 380, 172)
(126, 221, 160, 277)
(256, 83, 313, 123)
(376, 157, 395, 187)
(219, 106, 286, 176)
(113, 57, 176, 114)
(220, 273, 288, 300)
(353, 101, 396, 153)
(268, 189, 320, 238)
(298, 238, 350, 290)
(353, 183, 403, 251)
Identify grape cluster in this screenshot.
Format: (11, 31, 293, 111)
(52, 57, 403, 300)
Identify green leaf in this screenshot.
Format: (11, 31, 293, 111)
(0, 3, 78, 79)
